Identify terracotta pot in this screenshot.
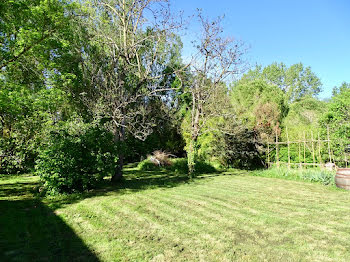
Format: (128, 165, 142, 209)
(335, 168, 350, 190)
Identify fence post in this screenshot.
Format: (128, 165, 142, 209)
(327, 126, 332, 163)
(276, 127, 279, 168)
(267, 142, 270, 168)
(287, 127, 290, 169)
(311, 131, 316, 168)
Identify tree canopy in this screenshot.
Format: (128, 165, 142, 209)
(241, 62, 322, 103)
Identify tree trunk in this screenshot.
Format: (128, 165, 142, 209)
(111, 125, 125, 183)
(188, 96, 200, 178)
(111, 153, 124, 183)
(187, 138, 197, 178)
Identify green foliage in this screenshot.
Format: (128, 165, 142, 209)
(168, 158, 216, 174)
(138, 158, 216, 174)
(0, 137, 27, 174)
(252, 168, 335, 186)
(137, 159, 160, 171)
(169, 158, 191, 174)
(230, 79, 288, 142)
(0, 85, 70, 174)
(36, 121, 118, 194)
(123, 109, 185, 163)
(0, 0, 84, 174)
(191, 160, 217, 174)
(283, 96, 326, 139)
(216, 128, 262, 169)
(242, 63, 322, 103)
(272, 97, 327, 164)
(321, 82, 350, 165)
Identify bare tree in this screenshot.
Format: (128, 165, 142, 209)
(79, 0, 185, 182)
(186, 13, 246, 176)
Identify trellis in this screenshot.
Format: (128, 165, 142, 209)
(266, 126, 348, 169)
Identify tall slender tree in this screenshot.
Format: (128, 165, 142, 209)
(185, 13, 246, 176)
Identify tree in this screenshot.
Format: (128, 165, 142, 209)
(230, 79, 288, 143)
(0, 0, 79, 173)
(321, 82, 350, 164)
(0, 0, 72, 69)
(242, 62, 322, 103)
(283, 96, 326, 138)
(184, 13, 246, 176)
(79, 0, 184, 182)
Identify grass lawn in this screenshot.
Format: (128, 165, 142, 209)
(1, 167, 350, 261)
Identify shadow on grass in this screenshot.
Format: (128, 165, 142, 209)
(0, 181, 38, 198)
(47, 167, 247, 210)
(0, 167, 246, 261)
(0, 199, 99, 262)
(46, 169, 194, 209)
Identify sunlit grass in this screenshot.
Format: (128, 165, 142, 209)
(1, 167, 350, 261)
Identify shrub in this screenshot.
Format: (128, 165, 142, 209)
(0, 137, 27, 174)
(35, 121, 118, 194)
(194, 161, 217, 174)
(138, 157, 217, 174)
(137, 159, 160, 171)
(167, 158, 188, 173)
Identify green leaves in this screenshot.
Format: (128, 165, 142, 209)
(321, 83, 350, 163)
(241, 62, 322, 103)
(36, 120, 118, 194)
(230, 79, 287, 142)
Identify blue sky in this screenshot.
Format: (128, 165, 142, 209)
(170, 0, 350, 99)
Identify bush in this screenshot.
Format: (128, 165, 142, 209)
(167, 158, 188, 173)
(137, 159, 160, 171)
(35, 121, 118, 194)
(0, 137, 27, 174)
(138, 157, 217, 174)
(194, 161, 217, 174)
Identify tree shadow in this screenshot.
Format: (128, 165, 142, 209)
(47, 168, 246, 210)
(47, 169, 193, 209)
(0, 199, 100, 262)
(0, 181, 38, 198)
(0, 167, 247, 261)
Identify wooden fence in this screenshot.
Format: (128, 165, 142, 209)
(266, 126, 348, 169)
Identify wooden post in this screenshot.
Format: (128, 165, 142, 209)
(303, 131, 306, 165)
(267, 142, 270, 168)
(286, 127, 291, 169)
(311, 131, 316, 168)
(318, 132, 322, 166)
(276, 127, 279, 168)
(298, 139, 302, 169)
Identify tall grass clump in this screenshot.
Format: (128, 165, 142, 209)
(252, 167, 336, 186)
